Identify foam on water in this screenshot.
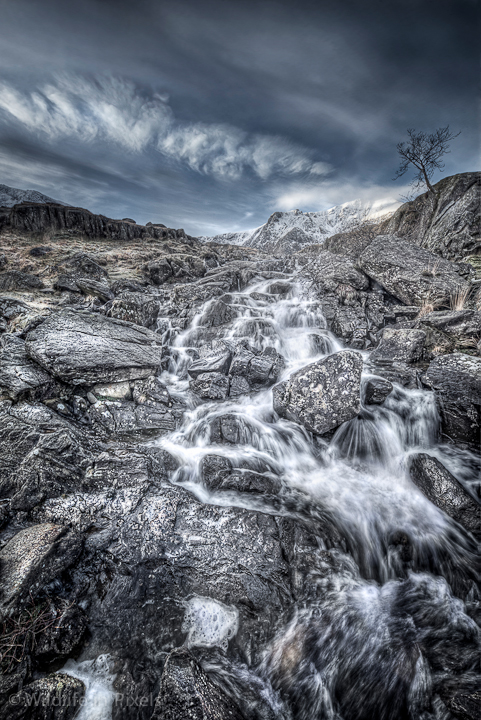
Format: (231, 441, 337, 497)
(182, 596, 239, 651)
(61, 654, 116, 720)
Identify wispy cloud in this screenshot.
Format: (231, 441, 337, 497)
(0, 75, 331, 182)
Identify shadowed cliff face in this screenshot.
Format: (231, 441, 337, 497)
(0, 202, 190, 244)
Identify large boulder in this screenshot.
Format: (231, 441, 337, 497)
(152, 647, 245, 720)
(409, 454, 480, 538)
(0, 524, 82, 618)
(273, 350, 363, 435)
(0, 335, 51, 400)
(359, 235, 471, 306)
(104, 291, 161, 329)
(25, 309, 163, 385)
(423, 354, 481, 449)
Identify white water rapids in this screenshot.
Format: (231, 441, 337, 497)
(67, 271, 480, 719)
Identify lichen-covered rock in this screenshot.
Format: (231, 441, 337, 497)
(370, 328, 426, 364)
(0, 524, 82, 618)
(0, 674, 85, 720)
(359, 235, 471, 306)
(152, 647, 245, 720)
(229, 343, 284, 391)
(25, 309, 163, 385)
(409, 454, 480, 537)
(423, 353, 481, 449)
(273, 350, 363, 435)
(0, 271, 44, 291)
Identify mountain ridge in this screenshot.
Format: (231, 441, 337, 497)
(0, 183, 68, 208)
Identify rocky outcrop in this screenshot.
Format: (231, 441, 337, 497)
(359, 235, 472, 306)
(273, 350, 363, 435)
(378, 172, 480, 261)
(409, 453, 480, 537)
(0, 202, 189, 243)
(25, 309, 163, 385)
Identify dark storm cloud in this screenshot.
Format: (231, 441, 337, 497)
(0, 0, 478, 234)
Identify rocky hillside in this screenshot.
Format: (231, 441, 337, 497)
(0, 183, 67, 207)
(326, 172, 480, 262)
(201, 199, 373, 253)
(0, 192, 479, 719)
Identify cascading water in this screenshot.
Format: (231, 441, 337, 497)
(151, 272, 479, 719)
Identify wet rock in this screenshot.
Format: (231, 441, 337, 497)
(0, 674, 85, 720)
(363, 377, 394, 405)
(189, 345, 233, 378)
(190, 372, 230, 400)
(423, 353, 481, 449)
(229, 375, 251, 396)
(273, 350, 363, 435)
(438, 674, 480, 720)
(409, 453, 480, 537)
(199, 295, 239, 327)
(0, 335, 52, 400)
(331, 305, 368, 349)
(93, 380, 132, 401)
(104, 291, 161, 328)
(33, 601, 88, 663)
(0, 271, 44, 291)
(229, 343, 285, 391)
(359, 235, 471, 306)
(132, 375, 173, 406)
(88, 398, 178, 437)
(0, 403, 93, 510)
(152, 647, 246, 720)
(25, 309, 163, 385)
(370, 328, 426, 364)
(0, 524, 82, 618)
(208, 414, 247, 445)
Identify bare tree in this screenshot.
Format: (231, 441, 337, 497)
(394, 126, 460, 197)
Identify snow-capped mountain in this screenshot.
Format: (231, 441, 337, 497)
(200, 200, 376, 253)
(0, 184, 68, 207)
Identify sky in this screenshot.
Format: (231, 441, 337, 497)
(0, 0, 478, 236)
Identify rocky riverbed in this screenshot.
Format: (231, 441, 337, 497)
(0, 185, 480, 720)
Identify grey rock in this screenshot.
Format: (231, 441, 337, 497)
(423, 353, 481, 450)
(0, 271, 44, 291)
(229, 375, 251, 396)
(152, 647, 245, 720)
(75, 277, 113, 302)
(359, 235, 471, 306)
(0, 524, 82, 618)
(0, 335, 51, 400)
(33, 601, 88, 661)
(298, 250, 369, 295)
(63, 251, 108, 281)
(409, 453, 480, 537)
(273, 350, 363, 435)
(25, 309, 163, 384)
(378, 172, 480, 261)
(370, 328, 426, 364)
(229, 343, 285, 391)
(0, 674, 85, 720)
(419, 309, 481, 338)
(331, 305, 368, 349)
(88, 398, 178, 437)
(190, 372, 230, 400)
(189, 347, 232, 378)
(104, 291, 161, 328)
(0, 297, 29, 321)
(363, 377, 394, 405)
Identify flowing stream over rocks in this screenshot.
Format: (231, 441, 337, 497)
(1, 251, 479, 720)
(72, 269, 478, 720)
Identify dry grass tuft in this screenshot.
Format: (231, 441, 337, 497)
(449, 284, 471, 312)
